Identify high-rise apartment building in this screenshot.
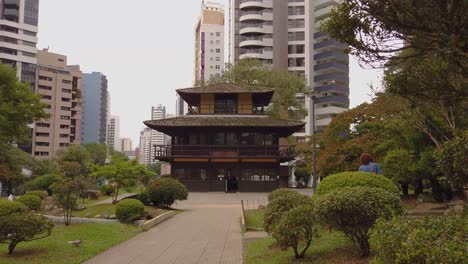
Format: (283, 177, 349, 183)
(81, 72, 109, 145)
(32, 49, 82, 159)
(108, 115, 121, 151)
(229, 0, 349, 139)
(0, 0, 39, 85)
(139, 127, 152, 165)
(194, 1, 225, 84)
(150, 105, 166, 164)
(121, 137, 132, 152)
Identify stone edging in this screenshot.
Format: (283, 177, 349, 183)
(140, 211, 177, 231)
(43, 215, 117, 224)
(240, 207, 246, 232)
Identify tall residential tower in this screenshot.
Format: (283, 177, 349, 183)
(229, 0, 349, 140)
(194, 1, 225, 84)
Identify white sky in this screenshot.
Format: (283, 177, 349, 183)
(38, 0, 382, 145)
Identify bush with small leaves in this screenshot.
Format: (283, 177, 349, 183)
(25, 190, 47, 200)
(370, 215, 467, 264)
(116, 199, 145, 223)
(315, 171, 399, 197)
(147, 178, 188, 208)
(273, 204, 319, 259)
(0, 200, 53, 254)
(0, 199, 27, 217)
(314, 187, 403, 257)
(138, 190, 151, 205)
(16, 195, 42, 211)
(32, 174, 62, 195)
(267, 188, 298, 202)
(264, 192, 309, 234)
(99, 184, 114, 196)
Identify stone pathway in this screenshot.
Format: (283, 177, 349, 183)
(85, 190, 313, 264)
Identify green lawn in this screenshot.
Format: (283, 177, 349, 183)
(72, 203, 165, 219)
(0, 223, 142, 264)
(244, 209, 265, 230)
(246, 229, 370, 264)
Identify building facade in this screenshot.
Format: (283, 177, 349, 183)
(81, 72, 109, 145)
(194, 1, 225, 84)
(108, 115, 121, 151)
(149, 104, 166, 164)
(229, 0, 349, 139)
(121, 137, 132, 152)
(139, 127, 152, 165)
(144, 83, 304, 192)
(32, 49, 82, 159)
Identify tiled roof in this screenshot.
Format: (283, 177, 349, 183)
(144, 116, 304, 129)
(176, 83, 274, 94)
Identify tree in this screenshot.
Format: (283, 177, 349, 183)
(32, 159, 60, 177)
(0, 200, 53, 254)
(0, 144, 34, 194)
(51, 179, 82, 225)
(273, 204, 319, 259)
(216, 59, 308, 119)
(56, 145, 91, 174)
(434, 134, 468, 190)
(84, 143, 128, 166)
(0, 64, 48, 144)
(91, 159, 154, 204)
(383, 149, 415, 195)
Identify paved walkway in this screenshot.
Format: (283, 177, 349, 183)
(85, 190, 313, 264)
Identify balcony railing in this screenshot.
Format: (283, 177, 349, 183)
(154, 145, 296, 162)
(187, 104, 266, 115)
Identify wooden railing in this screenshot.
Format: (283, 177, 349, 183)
(154, 145, 296, 161)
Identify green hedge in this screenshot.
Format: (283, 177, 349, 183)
(25, 190, 47, 200)
(314, 186, 403, 257)
(370, 215, 467, 264)
(99, 184, 114, 196)
(147, 178, 188, 208)
(0, 199, 27, 217)
(16, 195, 42, 211)
(115, 199, 145, 223)
(315, 171, 399, 196)
(267, 188, 297, 202)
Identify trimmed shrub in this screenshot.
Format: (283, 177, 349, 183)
(267, 188, 297, 201)
(273, 204, 319, 259)
(16, 195, 42, 211)
(370, 215, 467, 264)
(314, 187, 403, 257)
(115, 199, 145, 223)
(25, 190, 47, 200)
(99, 184, 114, 196)
(315, 171, 399, 196)
(0, 211, 53, 254)
(147, 178, 188, 208)
(138, 190, 151, 205)
(0, 199, 27, 217)
(264, 192, 309, 234)
(31, 174, 62, 195)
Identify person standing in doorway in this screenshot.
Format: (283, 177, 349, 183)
(358, 153, 383, 175)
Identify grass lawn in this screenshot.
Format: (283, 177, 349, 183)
(0, 223, 142, 264)
(77, 194, 112, 205)
(72, 203, 165, 219)
(244, 209, 265, 230)
(246, 229, 370, 264)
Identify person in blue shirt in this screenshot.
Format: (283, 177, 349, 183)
(358, 153, 382, 174)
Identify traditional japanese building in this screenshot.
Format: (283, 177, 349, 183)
(144, 83, 305, 192)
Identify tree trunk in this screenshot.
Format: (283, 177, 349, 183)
(8, 242, 17, 254)
(359, 239, 370, 257)
(293, 246, 303, 259)
(113, 187, 119, 204)
(415, 179, 424, 196)
(401, 183, 409, 196)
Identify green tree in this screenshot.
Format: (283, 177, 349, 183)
(434, 134, 468, 190)
(216, 59, 308, 119)
(91, 159, 154, 204)
(383, 149, 415, 196)
(51, 179, 82, 225)
(0, 64, 48, 144)
(0, 144, 34, 194)
(32, 159, 60, 177)
(84, 143, 128, 166)
(56, 145, 91, 174)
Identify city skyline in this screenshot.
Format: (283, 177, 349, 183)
(37, 0, 381, 145)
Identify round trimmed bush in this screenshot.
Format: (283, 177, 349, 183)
(25, 191, 47, 200)
(314, 186, 403, 257)
(264, 192, 309, 234)
(138, 191, 151, 205)
(370, 215, 467, 264)
(115, 199, 145, 223)
(315, 171, 399, 196)
(99, 184, 114, 196)
(147, 178, 188, 208)
(32, 174, 62, 195)
(268, 188, 298, 201)
(16, 195, 42, 211)
(0, 200, 27, 217)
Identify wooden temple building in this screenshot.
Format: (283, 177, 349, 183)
(144, 83, 305, 192)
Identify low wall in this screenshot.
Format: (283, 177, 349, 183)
(141, 211, 177, 231)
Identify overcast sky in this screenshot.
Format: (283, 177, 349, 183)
(38, 0, 382, 145)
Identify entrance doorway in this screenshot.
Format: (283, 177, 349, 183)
(219, 168, 238, 193)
